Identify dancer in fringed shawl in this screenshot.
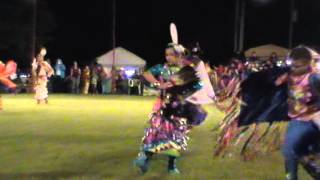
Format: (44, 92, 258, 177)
(278, 47, 320, 180)
(133, 24, 185, 175)
(0, 60, 17, 110)
(134, 23, 214, 175)
(213, 46, 320, 180)
(212, 57, 282, 157)
(32, 47, 54, 104)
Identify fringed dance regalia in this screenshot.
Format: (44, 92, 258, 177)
(32, 60, 54, 103)
(134, 62, 204, 174)
(0, 60, 17, 110)
(140, 64, 202, 157)
(213, 64, 290, 160)
(213, 56, 320, 179)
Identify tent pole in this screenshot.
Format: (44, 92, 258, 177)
(111, 0, 117, 93)
(288, 0, 295, 48)
(233, 0, 240, 53)
(31, 0, 37, 61)
(30, 0, 37, 93)
(239, 0, 245, 52)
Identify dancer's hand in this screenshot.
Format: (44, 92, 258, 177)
(275, 73, 288, 86)
(158, 82, 173, 89)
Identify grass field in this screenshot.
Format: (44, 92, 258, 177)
(0, 94, 312, 180)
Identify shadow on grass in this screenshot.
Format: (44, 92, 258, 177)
(0, 134, 135, 144)
(0, 171, 85, 179)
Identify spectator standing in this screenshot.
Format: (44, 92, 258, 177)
(82, 65, 90, 94)
(70, 61, 81, 93)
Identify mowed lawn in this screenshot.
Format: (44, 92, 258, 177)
(0, 94, 311, 180)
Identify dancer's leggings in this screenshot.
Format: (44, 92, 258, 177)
(145, 151, 177, 169)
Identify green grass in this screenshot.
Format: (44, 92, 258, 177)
(0, 94, 312, 180)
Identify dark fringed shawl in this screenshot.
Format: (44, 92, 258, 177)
(166, 65, 201, 98)
(214, 67, 290, 159)
(238, 67, 290, 126)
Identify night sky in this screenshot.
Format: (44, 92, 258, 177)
(45, 0, 320, 68)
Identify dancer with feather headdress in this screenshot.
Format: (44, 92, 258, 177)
(134, 23, 215, 175)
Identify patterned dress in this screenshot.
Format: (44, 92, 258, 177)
(33, 61, 54, 100)
(140, 63, 202, 157)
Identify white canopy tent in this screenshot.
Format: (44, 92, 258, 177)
(96, 47, 146, 74)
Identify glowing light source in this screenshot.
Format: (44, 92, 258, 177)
(19, 74, 28, 83)
(125, 69, 136, 78)
(40, 47, 47, 56)
(276, 61, 283, 67)
(285, 59, 292, 66)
